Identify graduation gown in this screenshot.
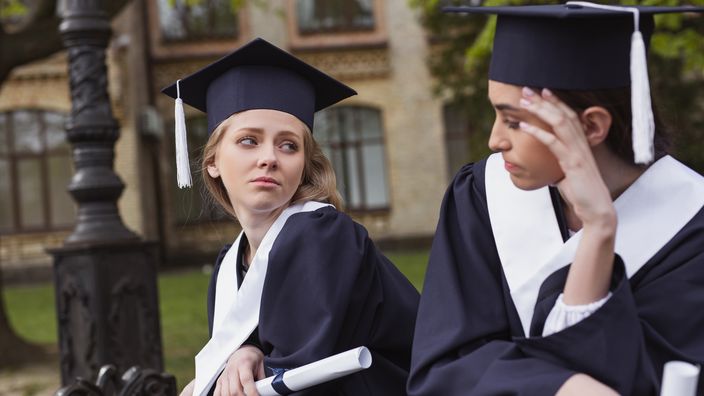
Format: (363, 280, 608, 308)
(408, 155, 704, 396)
(206, 204, 419, 395)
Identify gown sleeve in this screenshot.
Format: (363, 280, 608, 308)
(541, 292, 612, 336)
(258, 206, 420, 395)
(409, 159, 704, 395)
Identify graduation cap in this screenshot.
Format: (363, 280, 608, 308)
(444, 2, 704, 164)
(161, 38, 357, 188)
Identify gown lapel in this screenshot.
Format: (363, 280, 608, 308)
(485, 153, 704, 336)
(194, 201, 332, 396)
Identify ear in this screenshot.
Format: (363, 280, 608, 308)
(580, 106, 612, 147)
(207, 163, 220, 178)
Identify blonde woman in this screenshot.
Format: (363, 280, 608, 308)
(164, 38, 419, 396)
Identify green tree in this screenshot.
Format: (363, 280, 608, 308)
(410, 0, 704, 172)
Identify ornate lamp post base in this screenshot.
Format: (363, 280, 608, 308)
(50, 241, 163, 384)
(50, 0, 165, 385)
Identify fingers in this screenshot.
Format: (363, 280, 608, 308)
(257, 364, 265, 382)
(520, 88, 585, 145)
(540, 88, 580, 122)
(239, 365, 259, 396)
(179, 379, 195, 396)
(214, 371, 246, 396)
(228, 370, 244, 396)
(213, 379, 222, 396)
(519, 121, 570, 160)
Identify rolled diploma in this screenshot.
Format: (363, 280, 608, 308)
(660, 360, 700, 396)
(255, 346, 372, 396)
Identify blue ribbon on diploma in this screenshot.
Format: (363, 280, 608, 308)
(255, 347, 372, 396)
(271, 368, 293, 395)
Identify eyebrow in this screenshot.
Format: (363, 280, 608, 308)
(235, 127, 302, 139)
(237, 127, 262, 134)
(494, 103, 520, 112)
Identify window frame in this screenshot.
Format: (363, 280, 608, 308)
(0, 109, 74, 235)
(315, 105, 391, 213)
(147, 0, 251, 60)
(286, 0, 388, 51)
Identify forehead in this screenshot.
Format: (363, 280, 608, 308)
(488, 80, 522, 104)
(226, 109, 307, 135)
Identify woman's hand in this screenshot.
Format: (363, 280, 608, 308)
(180, 378, 195, 396)
(518, 87, 615, 229)
(556, 373, 619, 396)
(213, 345, 265, 396)
(519, 87, 617, 305)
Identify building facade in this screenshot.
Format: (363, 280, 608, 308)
(1, 0, 471, 278)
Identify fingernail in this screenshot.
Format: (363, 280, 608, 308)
(519, 98, 531, 108)
(522, 87, 535, 96)
(519, 121, 532, 131)
(542, 88, 553, 97)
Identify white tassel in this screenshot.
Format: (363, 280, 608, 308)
(630, 30, 655, 164)
(174, 80, 192, 188)
(566, 2, 655, 164)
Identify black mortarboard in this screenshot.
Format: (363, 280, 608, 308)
(162, 37, 357, 133)
(444, 2, 704, 164)
(161, 37, 357, 188)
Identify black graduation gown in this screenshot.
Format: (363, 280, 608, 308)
(207, 206, 420, 395)
(408, 159, 704, 396)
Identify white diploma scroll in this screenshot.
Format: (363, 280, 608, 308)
(660, 361, 700, 396)
(255, 346, 372, 396)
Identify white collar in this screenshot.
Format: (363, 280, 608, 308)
(485, 154, 704, 336)
(194, 201, 332, 396)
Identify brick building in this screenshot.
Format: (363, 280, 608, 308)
(0, 0, 473, 279)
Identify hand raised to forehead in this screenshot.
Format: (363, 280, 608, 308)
(517, 87, 614, 228)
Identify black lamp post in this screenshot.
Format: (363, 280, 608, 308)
(49, 0, 164, 385)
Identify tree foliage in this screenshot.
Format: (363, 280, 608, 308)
(166, 0, 245, 14)
(410, 0, 704, 172)
(0, 0, 28, 19)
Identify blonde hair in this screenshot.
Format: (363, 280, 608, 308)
(201, 114, 342, 218)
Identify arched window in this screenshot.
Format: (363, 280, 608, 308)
(0, 110, 74, 233)
(314, 106, 389, 211)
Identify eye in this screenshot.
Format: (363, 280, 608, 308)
(238, 136, 257, 146)
(503, 120, 520, 130)
(279, 141, 299, 153)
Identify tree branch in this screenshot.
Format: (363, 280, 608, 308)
(0, 0, 131, 86)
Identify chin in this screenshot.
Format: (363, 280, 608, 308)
(243, 194, 292, 214)
(509, 174, 548, 191)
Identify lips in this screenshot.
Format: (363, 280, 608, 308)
(251, 176, 280, 185)
(504, 160, 520, 172)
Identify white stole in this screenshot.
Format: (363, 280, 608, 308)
(485, 153, 704, 336)
(193, 201, 332, 396)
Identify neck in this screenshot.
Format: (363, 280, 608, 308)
(594, 146, 646, 200)
(235, 204, 288, 265)
(561, 147, 646, 231)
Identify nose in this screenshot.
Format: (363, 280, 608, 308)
(488, 118, 511, 152)
(257, 143, 278, 169)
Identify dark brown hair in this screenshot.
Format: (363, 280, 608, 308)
(545, 87, 670, 165)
